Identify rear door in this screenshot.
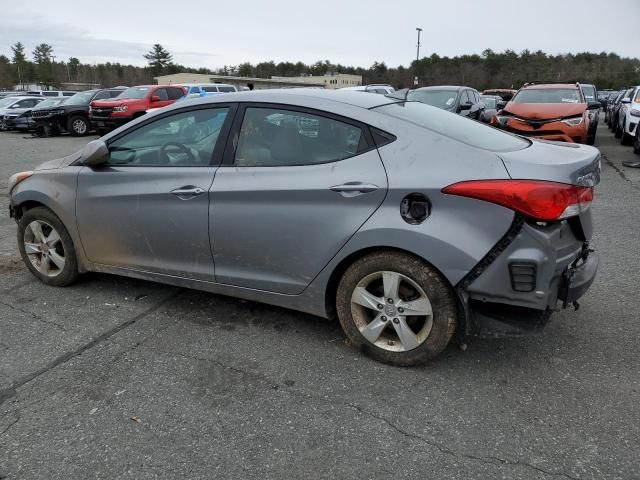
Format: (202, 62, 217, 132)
(209, 104, 388, 294)
(76, 105, 234, 280)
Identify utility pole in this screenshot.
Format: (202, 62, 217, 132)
(414, 27, 422, 87)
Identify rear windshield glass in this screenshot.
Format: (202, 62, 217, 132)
(512, 88, 582, 104)
(119, 87, 151, 99)
(407, 90, 458, 109)
(375, 101, 529, 152)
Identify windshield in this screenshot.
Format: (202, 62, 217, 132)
(481, 96, 497, 109)
(407, 90, 458, 109)
(513, 88, 582, 104)
(0, 97, 18, 108)
(118, 87, 151, 99)
(36, 98, 67, 108)
(65, 90, 96, 105)
(375, 101, 528, 152)
(581, 85, 596, 101)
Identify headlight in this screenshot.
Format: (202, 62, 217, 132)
(8, 171, 34, 193)
(562, 116, 583, 126)
(113, 105, 128, 112)
(494, 115, 512, 127)
(630, 109, 640, 118)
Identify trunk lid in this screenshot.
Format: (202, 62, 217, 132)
(497, 139, 601, 239)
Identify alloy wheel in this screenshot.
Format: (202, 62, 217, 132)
(23, 220, 66, 277)
(73, 119, 87, 135)
(350, 270, 433, 352)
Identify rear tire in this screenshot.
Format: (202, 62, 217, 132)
(68, 115, 89, 136)
(621, 130, 633, 146)
(336, 251, 457, 366)
(615, 123, 622, 138)
(17, 207, 79, 287)
(633, 130, 640, 155)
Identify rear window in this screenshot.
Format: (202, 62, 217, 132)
(407, 90, 458, 109)
(374, 101, 529, 152)
(513, 88, 582, 104)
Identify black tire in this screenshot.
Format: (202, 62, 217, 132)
(336, 251, 457, 366)
(621, 131, 633, 146)
(633, 131, 640, 155)
(17, 206, 79, 287)
(614, 122, 622, 138)
(68, 115, 89, 137)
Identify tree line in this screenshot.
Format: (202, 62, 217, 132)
(1, 42, 638, 92)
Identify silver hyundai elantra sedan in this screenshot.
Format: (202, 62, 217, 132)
(8, 89, 600, 366)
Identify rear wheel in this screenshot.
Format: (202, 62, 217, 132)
(633, 128, 640, 155)
(17, 207, 78, 286)
(336, 251, 457, 366)
(68, 115, 89, 136)
(614, 122, 622, 138)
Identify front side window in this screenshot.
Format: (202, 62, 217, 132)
(167, 87, 185, 100)
(153, 88, 169, 101)
(481, 96, 497, 109)
(234, 107, 365, 167)
(374, 101, 529, 152)
(107, 108, 229, 166)
(512, 88, 582, 104)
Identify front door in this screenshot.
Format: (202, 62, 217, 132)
(210, 104, 388, 294)
(76, 105, 233, 280)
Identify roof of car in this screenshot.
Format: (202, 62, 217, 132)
(521, 83, 579, 89)
(183, 88, 399, 110)
(414, 85, 466, 91)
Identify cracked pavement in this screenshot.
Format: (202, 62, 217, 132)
(0, 124, 639, 479)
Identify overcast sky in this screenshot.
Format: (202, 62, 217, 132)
(1, 0, 639, 70)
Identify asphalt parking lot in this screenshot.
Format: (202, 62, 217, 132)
(1, 123, 639, 480)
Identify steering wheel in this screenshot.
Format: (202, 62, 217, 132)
(160, 142, 196, 164)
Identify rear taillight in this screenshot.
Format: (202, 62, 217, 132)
(442, 180, 593, 221)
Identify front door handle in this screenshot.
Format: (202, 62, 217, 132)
(170, 186, 205, 199)
(330, 182, 379, 197)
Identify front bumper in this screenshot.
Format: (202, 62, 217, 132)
(498, 118, 587, 144)
(89, 114, 132, 130)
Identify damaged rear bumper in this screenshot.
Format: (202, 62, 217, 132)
(457, 215, 598, 338)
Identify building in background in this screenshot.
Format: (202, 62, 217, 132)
(154, 72, 362, 90)
(271, 73, 362, 89)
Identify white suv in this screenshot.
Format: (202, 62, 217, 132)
(616, 86, 640, 145)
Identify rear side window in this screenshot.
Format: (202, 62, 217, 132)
(234, 107, 366, 167)
(203, 86, 219, 93)
(42, 92, 57, 97)
(374, 102, 529, 152)
(217, 86, 235, 92)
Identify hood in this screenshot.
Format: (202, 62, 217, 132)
(0, 107, 32, 116)
(35, 151, 82, 171)
(503, 102, 586, 120)
(91, 97, 144, 107)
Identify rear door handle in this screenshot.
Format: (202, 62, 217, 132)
(330, 182, 379, 196)
(170, 186, 205, 199)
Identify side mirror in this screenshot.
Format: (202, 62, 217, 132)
(151, 95, 161, 102)
(82, 139, 109, 167)
(587, 101, 602, 110)
(459, 102, 473, 111)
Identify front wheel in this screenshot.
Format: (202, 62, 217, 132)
(68, 115, 89, 136)
(336, 251, 457, 366)
(17, 206, 79, 286)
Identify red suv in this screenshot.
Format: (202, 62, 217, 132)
(492, 83, 601, 144)
(89, 85, 186, 133)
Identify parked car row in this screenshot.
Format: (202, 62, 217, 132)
(0, 82, 240, 136)
(605, 86, 640, 151)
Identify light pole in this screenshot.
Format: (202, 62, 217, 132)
(414, 27, 422, 87)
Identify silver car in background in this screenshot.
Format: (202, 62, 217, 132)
(8, 89, 600, 366)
